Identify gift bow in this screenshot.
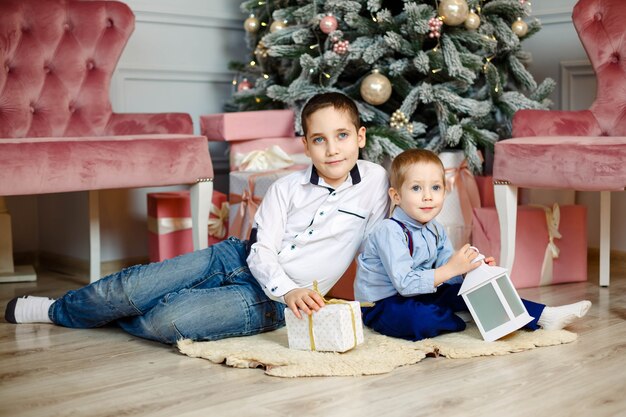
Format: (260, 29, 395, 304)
(235, 145, 295, 171)
(208, 202, 229, 239)
(147, 217, 192, 235)
(306, 281, 372, 352)
(532, 203, 562, 286)
(444, 157, 482, 235)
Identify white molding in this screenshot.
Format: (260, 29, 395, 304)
(534, 8, 572, 25)
(134, 10, 243, 30)
(560, 60, 594, 110)
(113, 66, 234, 111)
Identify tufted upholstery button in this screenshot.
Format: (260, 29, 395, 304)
(44, 65, 51, 74)
(21, 26, 30, 33)
(610, 53, 620, 64)
(594, 12, 602, 21)
(63, 22, 71, 31)
(106, 18, 114, 28)
(86, 60, 95, 70)
(29, 105, 35, 114)
(5, 65, 10, 74)
(69, 104, 76, 113)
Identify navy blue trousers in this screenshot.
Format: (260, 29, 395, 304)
(361, 283, 545, 341)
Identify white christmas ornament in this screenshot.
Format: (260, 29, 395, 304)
(438, 0, 469, 26)
(360, 69, 392, 106)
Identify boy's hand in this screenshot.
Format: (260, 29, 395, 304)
(484, 256, 496, 266)
(284, 288, 326, 319)
(447, 244, 481, 277)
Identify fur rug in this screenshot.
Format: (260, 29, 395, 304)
(177, 324, 576, 378)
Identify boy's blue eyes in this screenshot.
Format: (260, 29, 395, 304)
(311, 132, 349, 144)
(411, 185, 443, 192)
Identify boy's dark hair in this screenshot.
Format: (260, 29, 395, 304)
(390, 149, 446, 190)
(300, 92, 361, 137)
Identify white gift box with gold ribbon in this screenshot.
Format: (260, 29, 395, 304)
(284, 300, 364, 353)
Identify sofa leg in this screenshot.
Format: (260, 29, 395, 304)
(599, 191, 611, 287)
(191, 180, 213, 251)
(494, 184, 518, 272)
(0, 197, 36, 283)
(89, 190, 101, 283)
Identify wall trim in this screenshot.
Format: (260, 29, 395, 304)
(113, 66, 234, 112)
(534, 8, 572, 25)
(560, 60, 594, 110)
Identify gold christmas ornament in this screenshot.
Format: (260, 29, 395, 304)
(438, 0, 469, 26)
(255, 41, 269, 59)
(360, 69, 392, 106)
(512, 17, 528, 37)
(390, 110, 413, 134)
(464, 10, 481, 30)
(244, 14, 260, 33)
(270, 20, 287, 33)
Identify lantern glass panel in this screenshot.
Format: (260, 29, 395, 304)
(466, 283, 509, 332)
(496, 276, 525, 316)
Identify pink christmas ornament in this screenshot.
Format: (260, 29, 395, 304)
(320, 14, 338, 34)
(428, 17, 443, 38)
(237, 78, 253, 92)
(333, 40, 349, 55)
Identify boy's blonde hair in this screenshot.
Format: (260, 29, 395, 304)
(300, 92, 361, 137)
(390, 149, 446, 190)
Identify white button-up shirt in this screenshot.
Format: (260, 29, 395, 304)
(247, 160, 389, 302)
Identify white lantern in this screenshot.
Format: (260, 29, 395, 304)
(458, 248, 533, 342)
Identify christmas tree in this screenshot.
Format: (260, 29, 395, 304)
(228, 0, 554, 172)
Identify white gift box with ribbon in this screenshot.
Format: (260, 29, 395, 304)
(284, 301, 364, 353)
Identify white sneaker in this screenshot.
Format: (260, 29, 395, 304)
(5, 296, 55, 324)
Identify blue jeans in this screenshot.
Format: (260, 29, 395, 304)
(49, 238, 285, 344)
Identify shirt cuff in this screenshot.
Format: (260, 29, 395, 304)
(262, 275, 299, 302)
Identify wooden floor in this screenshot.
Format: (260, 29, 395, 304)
(1, 262, 625, 417)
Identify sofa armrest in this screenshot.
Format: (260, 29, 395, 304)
(512, 109, 602, 138)
(104, 113, 194, 135)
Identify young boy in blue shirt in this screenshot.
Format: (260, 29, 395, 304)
(5, 92, 389, 344)
(355, 149, 591, 341)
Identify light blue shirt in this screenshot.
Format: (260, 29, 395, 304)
(355, 206, 463, 303)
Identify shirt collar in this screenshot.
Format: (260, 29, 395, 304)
(303, 162, 362, 187)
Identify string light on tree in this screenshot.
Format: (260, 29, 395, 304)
(464, 9, 481, 30)
(438, 0, 469, 26)
(512, 17, 529, 37)
(319, 13, 338, 34)
(244, 14, 259, 33)
(270, 19, 287, 33)
(360, 69, 392, 106)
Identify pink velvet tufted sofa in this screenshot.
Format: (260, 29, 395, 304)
(0, 0, 214, 282)
(493, 0, 626, 287)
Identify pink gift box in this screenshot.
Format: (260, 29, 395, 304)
(200, 110, 295, 141)
(147, 191, 228, 262)
(471, 205, 587, 288)
(475, 175, 495, 207)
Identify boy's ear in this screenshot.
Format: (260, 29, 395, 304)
(301, 136, 310, 157)
(357, 126, 366, 149)
(388, 187, 401, 205)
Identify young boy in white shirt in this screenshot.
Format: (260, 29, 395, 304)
(4, 92, 389, 344)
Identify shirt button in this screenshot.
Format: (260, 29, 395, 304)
(332, 192, 336, 196)
(291, 244, 296, 250)
(308, 230, 313, 235)
(320, 211, 324, 216)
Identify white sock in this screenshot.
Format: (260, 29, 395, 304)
(537, 300, 591, 330)
(8, 296, 55, 324)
